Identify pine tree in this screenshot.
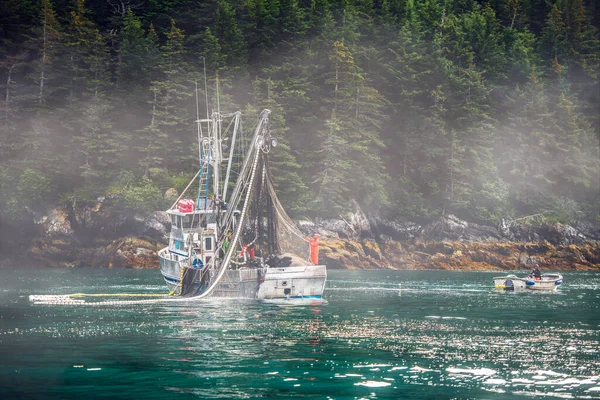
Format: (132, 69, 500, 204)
(117, 9, 151, 92)
(538, 4, 569, 70)
(312, 110, 352, 215)
(248, 78, 311, 214)
(279, 0, 306, 43)
(497, 69, 599, 219)
(313, 41, 388, 214)
(29, 0, 61, 106)
(53, 0, 111, 107)
(199, 27, 225, 73)
(559, 0, 599, 134)
(0, 52, 29, 161)
(216, 0, 247, 68)
(73, 95, 117, 188)
(383, 17, 447, 217)
(140, 20, 192, 179)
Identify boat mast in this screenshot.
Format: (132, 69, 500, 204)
(213, 74, 222, 200)
(196, 60, 212, 207)
(222, 112, 240, 202)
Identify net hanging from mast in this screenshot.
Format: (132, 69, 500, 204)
(227, 149, 312, 269)
(264, 169, 311, 263)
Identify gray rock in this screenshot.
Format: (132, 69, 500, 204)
(296, 219, 317, 235)
(573, 221, 600, 242)
(342, 202, 371, 238)
(37, 206, 74, 237)
(379, 234, 393, 242)
(503, 221, 598, 245)
(316, 228, 339, 239)
(422, 215, 500, 242)
(535, 223, 586, 245)
(136, 247, 154, 257)
(153, 211, 171, 226)
(319, 219, 349, 237)
(294, 219, 339, 239)
(371, 217, 422, 242)
(144, 218, 167, 238)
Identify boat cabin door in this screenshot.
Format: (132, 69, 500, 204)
(202, 235, 215, 266)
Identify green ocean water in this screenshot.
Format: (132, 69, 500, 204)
(0, 268, 599, 400)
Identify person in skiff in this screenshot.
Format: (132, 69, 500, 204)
(531, 264, 542, 280)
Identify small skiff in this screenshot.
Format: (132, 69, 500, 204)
(493, 273, 563, 291)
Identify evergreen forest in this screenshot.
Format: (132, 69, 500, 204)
(1, 0, 599, 226)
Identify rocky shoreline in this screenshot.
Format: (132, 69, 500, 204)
(303, 213, 600, 271)
(1, 200, 599, 271)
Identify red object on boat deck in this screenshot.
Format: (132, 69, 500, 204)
(177, 199, 195, 213)
(308, 234, 320, 265)
(240, 245, 255, 259)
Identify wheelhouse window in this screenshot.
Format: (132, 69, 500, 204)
(190, 214, 202, 229)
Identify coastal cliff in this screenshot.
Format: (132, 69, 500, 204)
(302, 212, 600, 271)
(1, 199, 598, 271)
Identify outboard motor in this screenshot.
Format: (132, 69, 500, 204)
(504, 279, 515, 291)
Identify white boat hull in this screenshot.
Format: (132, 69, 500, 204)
(257, 265, 327, 300)
(524, 274, 563, 291)
(158, 247, 326, 300)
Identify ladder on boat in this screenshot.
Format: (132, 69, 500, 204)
(197, 138, 211, 209)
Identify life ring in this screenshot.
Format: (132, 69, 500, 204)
(192, 258, 204, 270)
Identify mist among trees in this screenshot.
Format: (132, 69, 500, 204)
(0, 0, 598, 225)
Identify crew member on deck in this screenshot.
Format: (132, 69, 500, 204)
(307, 234, 320, 265)
(531, 265, 541, 280)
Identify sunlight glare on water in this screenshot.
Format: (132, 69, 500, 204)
(0, 268, 599, 399)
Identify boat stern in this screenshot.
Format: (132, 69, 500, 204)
(257, 265, 327, 300)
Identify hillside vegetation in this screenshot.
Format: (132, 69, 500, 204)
(1, 0, 598, 226)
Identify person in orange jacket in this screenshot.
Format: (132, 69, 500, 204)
(307, 234, 320, 265)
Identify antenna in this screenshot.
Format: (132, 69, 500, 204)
(215, 72, 221, 199)
(195, 80, 202, 163)
(203, 57, 209, 119)
(216, 71, 221, 119)
(216, 71, 222, 161)
(195, 79, 200, 125)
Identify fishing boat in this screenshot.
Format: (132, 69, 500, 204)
(158, 107, 326, 300)
(493, 273, 563, 291)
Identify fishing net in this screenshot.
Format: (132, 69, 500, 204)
(264, 169, 313, 265)
(218, 152, 312, 268)
(209, 109, 314, 270)
(235, 155, 313, 267)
